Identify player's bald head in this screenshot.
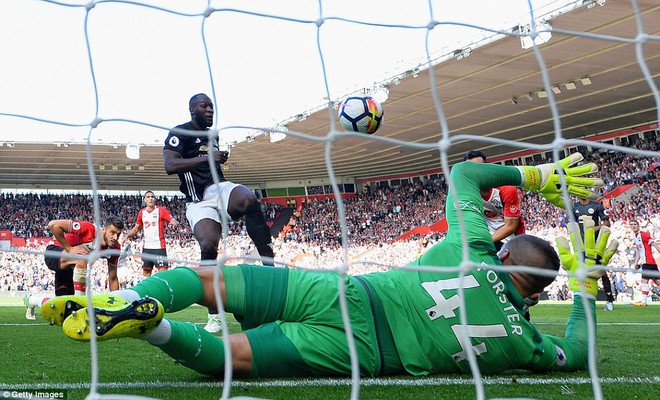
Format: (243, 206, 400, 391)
(501, 235, 560, 294)
(189, 93, 211, 109)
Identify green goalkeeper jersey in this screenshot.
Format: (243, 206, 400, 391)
(362, 162, 593, 375)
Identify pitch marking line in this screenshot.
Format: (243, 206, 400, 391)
(1, 377, 658, 390)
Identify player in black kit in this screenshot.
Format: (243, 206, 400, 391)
(572, 197, 615, 311)
(163, 93, 275, 332)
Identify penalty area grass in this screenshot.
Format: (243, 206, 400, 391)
(0, 300, 658, 400)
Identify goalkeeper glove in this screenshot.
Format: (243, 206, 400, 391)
(518, 152, 604, 208)
(556, 219, 618, 297)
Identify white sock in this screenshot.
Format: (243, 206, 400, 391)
(109, 289, 141, 303)
(641, 283, 649, 303)
(73, 267, 86, 295)
(28, 293, 52, 308)
(143, 318, 171, 345)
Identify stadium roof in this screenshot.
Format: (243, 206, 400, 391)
(0, 0, 658, 191)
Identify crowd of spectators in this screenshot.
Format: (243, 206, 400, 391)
(1, 137, 659, 302)
(0, 192, 191, 241)
(0, 193, 284, 242)
(281, 180, 446, 247)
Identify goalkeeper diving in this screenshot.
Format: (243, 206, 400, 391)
(44, 153, 617, 377)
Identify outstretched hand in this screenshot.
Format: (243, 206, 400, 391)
(520, 152, 604, 208)
(556, 219, 618, 297)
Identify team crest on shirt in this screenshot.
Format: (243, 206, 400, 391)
(195, 138, 201, 143)
(555, 346, 567, 366)
(168, 136, 180, 147)
(510, 205, 519, 213)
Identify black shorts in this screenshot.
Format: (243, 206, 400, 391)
(44, 244, 66, 271)
(43, 244, 74, 296)
(142, 248, 169, 270)
(641, 263, 659, 280)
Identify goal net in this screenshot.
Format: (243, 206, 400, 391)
(0, 1, 658, 400)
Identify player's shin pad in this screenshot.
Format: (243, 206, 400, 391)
(517, 152, 603, 208)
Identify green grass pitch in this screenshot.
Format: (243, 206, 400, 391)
(0, 298, 658, 400)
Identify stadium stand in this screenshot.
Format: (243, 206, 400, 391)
(1, 138, 659, 302)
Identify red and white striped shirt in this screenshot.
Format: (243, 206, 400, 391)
(135, 206, 173, 249)
(634, 231, 657, 265)
(481, 186, 525, 243)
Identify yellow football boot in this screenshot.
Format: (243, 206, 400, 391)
(63, 297, 163, 341)
(42, 294, 129, 326)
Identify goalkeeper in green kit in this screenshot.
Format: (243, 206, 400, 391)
(45, 153, 617, 378)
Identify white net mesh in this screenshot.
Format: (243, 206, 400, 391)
(0, 0, 659, 399)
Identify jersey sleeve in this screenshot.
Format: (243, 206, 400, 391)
(135, 209, 144, 226)
(70, 220, 97, 243)
(160, 206, 173, 222)
(164, 128, 187, 154)
(444, 162, 523, 244)
(597, 202, 610, 222)
(69, 220, 82, 234)
(642, 231, 652, 245)
(528, 295, 594, 371)
(498, 186, 522, 218)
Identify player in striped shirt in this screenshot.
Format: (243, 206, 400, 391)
(629, 219, 660, 306)
(122, 191, 179, 278)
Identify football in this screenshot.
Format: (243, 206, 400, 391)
(337, 96, 383, 134)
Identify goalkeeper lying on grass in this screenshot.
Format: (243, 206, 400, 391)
(43, 153, 617, 377)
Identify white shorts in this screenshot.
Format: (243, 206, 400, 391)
(186, 181, 241, 231)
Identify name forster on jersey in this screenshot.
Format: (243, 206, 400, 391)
(478, 265, 524, 336)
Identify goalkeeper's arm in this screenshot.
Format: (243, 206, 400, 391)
(529, 294, 594, 371)
(530, 220, 618, 371)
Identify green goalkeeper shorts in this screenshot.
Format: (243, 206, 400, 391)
(224, 265, 400, 377)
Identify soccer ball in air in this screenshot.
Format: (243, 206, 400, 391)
(337, 96, 383, 134)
